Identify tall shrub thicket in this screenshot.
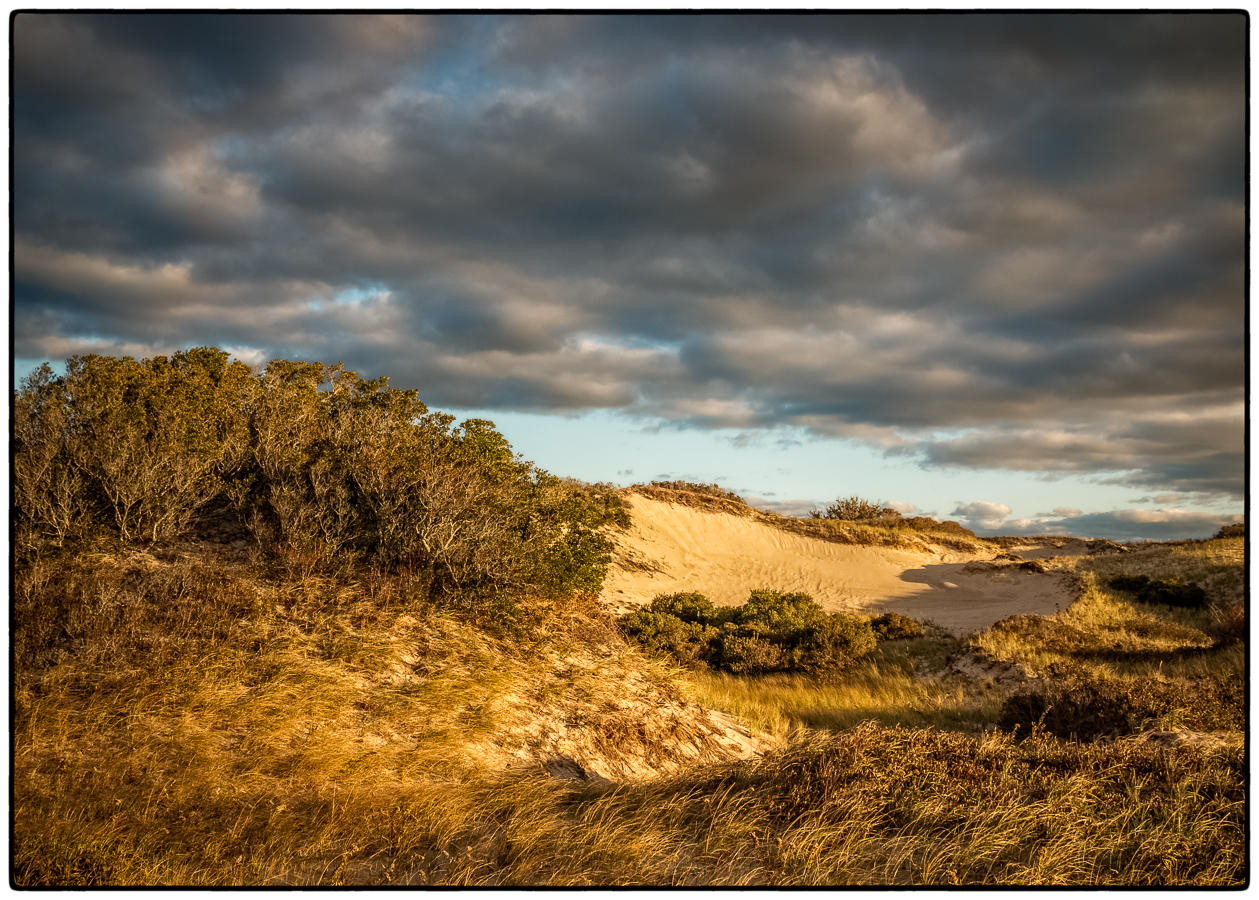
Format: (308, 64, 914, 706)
(14, 348, 626, 601)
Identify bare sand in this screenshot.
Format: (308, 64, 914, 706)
(602, 495, 1073, 635)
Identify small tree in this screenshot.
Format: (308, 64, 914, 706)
(814, 495, 897, 521)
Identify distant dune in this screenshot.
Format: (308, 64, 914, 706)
(602, 494, 1073, 635)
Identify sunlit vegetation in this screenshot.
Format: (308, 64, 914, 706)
(14, 348, 627, 601)
(629, 482, 989, 552)
(12, 350, 1245, 886)
(619, 590, 877, 676)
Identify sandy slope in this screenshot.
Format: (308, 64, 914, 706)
(602, 495, 1073, 635)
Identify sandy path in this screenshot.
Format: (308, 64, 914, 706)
(602, 495, 1073, 635)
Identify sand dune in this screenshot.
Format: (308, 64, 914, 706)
(602, 495, 1073, 635)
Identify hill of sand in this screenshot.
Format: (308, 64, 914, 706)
(601, 494, 1074, 635)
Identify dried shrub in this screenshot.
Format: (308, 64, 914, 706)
(1210, 599, 1246, 646)
(647, 481, 745, 504)
(813, 495, 896, 521)
(999, 669, 1244, 740)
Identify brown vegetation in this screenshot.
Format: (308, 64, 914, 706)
(12, 351, 1246, 887)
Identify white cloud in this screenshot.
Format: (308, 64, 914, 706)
(951, 500, 1012, 529)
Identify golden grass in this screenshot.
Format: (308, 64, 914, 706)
(680, 634, 999, 737)
(13, 535, 1247, 886)
(1065, 536, 1245, 603)
(975, 538, 1244, 683)
(625, 484, 994, 553)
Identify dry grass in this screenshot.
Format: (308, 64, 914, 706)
(972, 537, 1244, 743)
(1065, 536, 1245, 604)
(680, 632, 1001, 737)
(12, 552, 732, 886)
(975, 537, 1244, 682)
(626, 484, 993, 553)
(13, 534, 1247, 886)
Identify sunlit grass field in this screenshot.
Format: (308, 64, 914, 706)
(13, 536, 1246, 886)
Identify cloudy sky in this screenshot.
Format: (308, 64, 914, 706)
(13, 13, 1247, 540)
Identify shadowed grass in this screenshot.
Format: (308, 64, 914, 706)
(679, 633, 1000, 737)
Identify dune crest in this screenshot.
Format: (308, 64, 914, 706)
(602, 494, 1073, 635)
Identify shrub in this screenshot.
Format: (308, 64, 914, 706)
(999, 669, 1244, 741)
(869, 612, 925, 641)
(648, 592, 725, 626)
(1213, 523, 1245, 540)
(13, 365, 91, 554)
(13, 350, 254, 549)
(1107, 574, 1208, 608)
(621, 589, 876, 676)
(732, 590, 828, 632)
(618, 609, 719, 668)
(899, 516, 975, 537)
(1210, 599, 1246, 646)
(813, 495, 895, 521)
(789, 614, 879, 676)
(711, 623, 786, 674)
(14, 349, 626, 605)
(648, 481, 745, 504)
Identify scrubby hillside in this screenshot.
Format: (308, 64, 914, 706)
(12, 350, 1246, 887)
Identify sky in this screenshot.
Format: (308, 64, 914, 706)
(11, 12, 1247, 540)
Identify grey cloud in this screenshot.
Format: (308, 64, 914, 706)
(13, 13, 1245, 505)
(983, 508, 1243, 542)
(1132, 494, 1184, 506)
(919, 408, 1244, 500)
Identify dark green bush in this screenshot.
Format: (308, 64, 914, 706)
(789, 614, 879, 675)
(712, 623, 785, 674)
(621, 589, 876, 676)
(869, 612, 925, 641)
(732, 590, 827, 632)
(1213, 523, 1245, 540)
(618, 609, 719, 667)
(648, 592, 725, 626)
(1106, 574, 1208, 608)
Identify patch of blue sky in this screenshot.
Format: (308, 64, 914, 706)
(434, 406, 1160, 523)
(13, 357, 61, 384)
(332, 283, 390, 306)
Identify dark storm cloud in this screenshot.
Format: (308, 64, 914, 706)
(13, 12, 1246, 501)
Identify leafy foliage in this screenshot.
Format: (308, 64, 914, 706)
(812, 495, 896, 521)
(620, 589, 877, 676)
(14, 348, 625, 603)
(869, 612, 925, 641)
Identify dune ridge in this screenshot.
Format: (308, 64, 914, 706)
(602, 494, 1073, 634)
